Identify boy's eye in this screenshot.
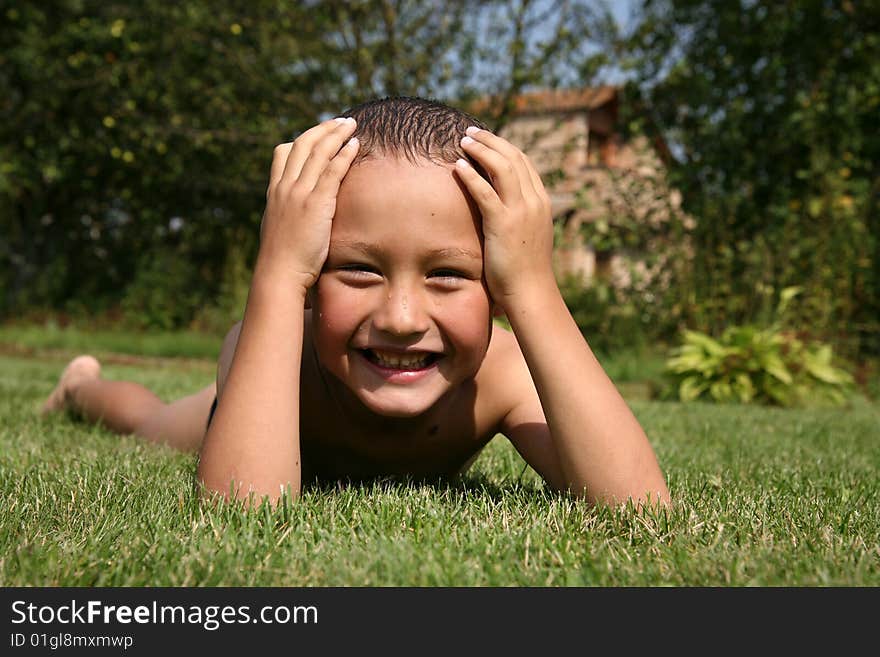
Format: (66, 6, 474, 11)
(428, 269, 466, 284)
(337, 264, 381, 279)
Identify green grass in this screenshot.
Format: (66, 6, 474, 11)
(1, 332, 878, 586)
(0, 322, 223, 360)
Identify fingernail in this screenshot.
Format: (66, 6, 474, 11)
(455, 158, 471, 169)
(465, 126, 481, 136)
(334, 117, 348, 124)
(461, 136, 475, 146)
(347, 137, 359, 147)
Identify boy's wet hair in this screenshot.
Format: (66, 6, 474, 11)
(341, 96, 489, 167)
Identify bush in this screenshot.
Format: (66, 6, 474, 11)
(664, 288, 854, 407)
(120, 251, 203, 330)
(558, 276, 653, 354)
(191, 236, 252, 334)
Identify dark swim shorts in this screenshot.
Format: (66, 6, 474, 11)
(206, 395, 218, 432)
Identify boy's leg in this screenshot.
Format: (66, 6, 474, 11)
(135, 384, 217, 452)
(42, 355, 216, 452)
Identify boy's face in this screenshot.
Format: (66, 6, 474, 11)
(310, 156, 493, 418)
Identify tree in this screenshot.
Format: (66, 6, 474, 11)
(0, 1, 339, 320)
(622, 0, 880, 354)
(0, 0, 612, 327)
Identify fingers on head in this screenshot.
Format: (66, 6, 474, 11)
(312, 137, 360, 196)
(466, 128, 550, 207)
(461, 139, 523, 201)
(461, 130, 532, 200)
(268, 142, 294, 194)
(455, 160, 503, 212)
(297, 117, 353, 148)
(270, 118, 354, 187)
(295, 118, 358, 186)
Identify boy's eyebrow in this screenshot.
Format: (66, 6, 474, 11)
(332, 239, 482, 261)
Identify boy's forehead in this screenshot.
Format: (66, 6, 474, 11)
(337, 157, 481, 224)
(342, 155, 455, 189)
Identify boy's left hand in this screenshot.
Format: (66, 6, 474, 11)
(455, 127, 555, 310)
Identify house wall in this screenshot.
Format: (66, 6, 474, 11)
(489, 89, 690, 296)
(499, 108, 601, 283)
(499, 112, 589, 180)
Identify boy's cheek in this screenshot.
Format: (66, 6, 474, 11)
(312, 288, 353, 332)
(311, 283, 369, 349)
(311, 277, 343, 316)
(441, 295, 494, 354)
(311, 303, 360, 375)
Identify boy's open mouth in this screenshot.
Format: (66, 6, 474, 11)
(360, 349, 440, 371)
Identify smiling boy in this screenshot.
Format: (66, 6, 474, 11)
(43, 97, 669, 508)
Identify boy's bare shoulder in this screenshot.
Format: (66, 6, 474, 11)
(476, 322, 538, 415)
(483, 322, 522, 365)
(477, 322, 562, 488)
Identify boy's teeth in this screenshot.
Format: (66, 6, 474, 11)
(370, 349, 431, 369)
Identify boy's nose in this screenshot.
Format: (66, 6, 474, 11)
(373, 286, 430, 336)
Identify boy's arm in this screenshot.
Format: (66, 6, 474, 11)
(196, 118, 359, 504)
(456, 128, 669, 508)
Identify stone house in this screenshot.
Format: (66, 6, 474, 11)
(488, 86, 687, 287)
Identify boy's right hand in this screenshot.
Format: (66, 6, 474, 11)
(254, 117, 360, 294)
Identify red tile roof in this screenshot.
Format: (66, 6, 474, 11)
(470, 86, 618, 116)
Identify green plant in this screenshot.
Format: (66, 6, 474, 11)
(120, 251, 202, 330)
(624, 0, 880, 358)
(558, 276, 650, 354)
(665, 288, 854, 407)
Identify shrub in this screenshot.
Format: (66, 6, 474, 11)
(191, 237, 252, 334)
(120, 251, 203, 330)
(665, 288, 855, 408)
(665, 326, 854, 407)
(558, 276, 653, 354)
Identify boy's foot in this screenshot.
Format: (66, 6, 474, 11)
(41, 355, 102, 416)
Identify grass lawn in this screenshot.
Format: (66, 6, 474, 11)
(1, 327, 878, 586)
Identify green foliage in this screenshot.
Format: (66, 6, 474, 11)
(665, 288, 855, 407)
(120, 251, 202, 331)
(666, 326, 854, 407)
(1, 0, 328, 322)
(1, 1, 611, 330)
(191, 230, 254, 333)
(625, 0, 880, 356)
(559, 275, 651, 354)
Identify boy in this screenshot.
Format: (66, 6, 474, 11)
(42, 97, 669, 508)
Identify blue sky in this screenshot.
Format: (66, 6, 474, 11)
(608, 0, 638, 30)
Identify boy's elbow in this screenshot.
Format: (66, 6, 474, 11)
(195, 464, 301, 509)
(562, 481, 671, 511)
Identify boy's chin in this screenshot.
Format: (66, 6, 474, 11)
(355, 389, 443, 419)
